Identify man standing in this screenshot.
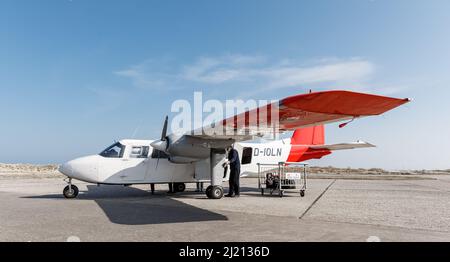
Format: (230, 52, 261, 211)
(224, 145, 241, 197)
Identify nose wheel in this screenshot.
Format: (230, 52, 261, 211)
(63, 178, 79, 199)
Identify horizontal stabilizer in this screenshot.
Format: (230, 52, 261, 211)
(308, 141, 375, 151)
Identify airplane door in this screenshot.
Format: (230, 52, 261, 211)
(120, 146, 150, 181)
(120, 158, 148, 181)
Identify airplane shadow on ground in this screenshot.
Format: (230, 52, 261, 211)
(22, 185, 228, 225)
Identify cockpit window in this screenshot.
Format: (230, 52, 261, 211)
(100, 142, 125, 158)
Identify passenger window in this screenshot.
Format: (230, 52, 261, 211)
(241, 147, 252, 165)
(131, 147, 142, 155)
(142, 146, 149, 158)
(130, 146, 150, 158)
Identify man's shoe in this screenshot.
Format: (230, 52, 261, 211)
(225, 194, 234, 198)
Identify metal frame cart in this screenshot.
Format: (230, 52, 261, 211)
(257, 162, 308, 197)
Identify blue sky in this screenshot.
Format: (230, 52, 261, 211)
(1, 0, 449, 170)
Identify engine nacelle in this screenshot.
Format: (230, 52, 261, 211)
(166, 134, 211, 159)
(168, 156, 200, 164)
(151, 134, 234, 160)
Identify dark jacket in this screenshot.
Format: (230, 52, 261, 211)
(227, 148, 241, 170)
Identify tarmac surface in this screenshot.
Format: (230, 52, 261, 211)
(1, 175, 450, 242)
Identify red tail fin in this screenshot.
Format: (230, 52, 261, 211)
(287, 125, 330, 162)
(290, 125, 325, 145)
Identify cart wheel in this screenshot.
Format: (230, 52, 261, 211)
(261, 188, 264, 195)
(300, 190, 305, 197)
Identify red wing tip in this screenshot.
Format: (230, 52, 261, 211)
(279, 90, 411, 116)
(282, 90, 410, 102)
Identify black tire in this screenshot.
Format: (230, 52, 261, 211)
(300, 190, 305, 197)
(209, 186, 224, 199)
(63, 185, 79, 199)
(174, 183, 186, 192)
(205, 185, 213, 198)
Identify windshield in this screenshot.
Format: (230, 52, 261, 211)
(99, 142, 125, 158)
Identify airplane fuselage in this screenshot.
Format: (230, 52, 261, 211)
(59, 138, 305, 185)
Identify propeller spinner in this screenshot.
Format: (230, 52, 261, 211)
(151, 116, 169, 152)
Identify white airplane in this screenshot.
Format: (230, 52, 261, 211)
(59, 90, 410, 199)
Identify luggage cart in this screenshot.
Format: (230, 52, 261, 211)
(257, 162, 308, 197)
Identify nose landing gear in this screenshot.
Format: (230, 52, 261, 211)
(63, 178, 79, 199)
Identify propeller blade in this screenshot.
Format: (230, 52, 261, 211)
(161, 115, 168, 141)
(155, 115, 169, 170)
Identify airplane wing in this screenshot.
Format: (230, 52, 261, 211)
(308, 141, 376, 151)
(193, 90, 410, 140)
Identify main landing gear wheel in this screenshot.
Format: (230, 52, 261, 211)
(63, 185, 79, 199)
(206, 186, 223, 199)
(174, 183, 186, 192)
(205, 185, 213, 198)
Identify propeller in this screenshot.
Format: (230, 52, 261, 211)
(151, 116, 169, 152)
(152, 116, 169, 169)
(161, 115, 168, 141)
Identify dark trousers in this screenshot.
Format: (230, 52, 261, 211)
(228, 167, 240, 196)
